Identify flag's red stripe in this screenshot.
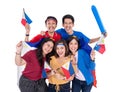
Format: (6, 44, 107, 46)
(98, 44, 105, 54)
(62, 67, 70, 79)
(21, 19, 26, 26)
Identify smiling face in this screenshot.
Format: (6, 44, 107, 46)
(42, 41, 54, 56)
(56, 43, 66, 58)
(69, 39, 78, 55)
(45, 19, 57, 33)
(62, 18, 74, 35)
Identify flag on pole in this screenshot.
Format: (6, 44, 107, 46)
(94, 35, 105, 54)
(61, 61, 75, 79)
(21, 8, 32, 26)
(42, 61, 51, 78)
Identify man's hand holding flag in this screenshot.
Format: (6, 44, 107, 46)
(94, 34, 105, 54)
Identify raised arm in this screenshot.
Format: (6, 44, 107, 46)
(15, 41, 26, 66)
(89, 32, 108, 44)
(24, 23, 30, 42)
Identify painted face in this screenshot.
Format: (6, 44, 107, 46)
(62, 18, 74, 35)
(69, 39, 78, 54)
(46, 19, 57, 33)
(56, 43, 66, 58)
(42, 41, 54, 56)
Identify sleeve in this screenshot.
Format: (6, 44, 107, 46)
(55, 28, 62, 34)
(76, 32, 92, 55)
(81, 42, 92, 55)
(21, 51, 31, 62)
(55, 28, 65, 35)
(78, 32, 90, 43)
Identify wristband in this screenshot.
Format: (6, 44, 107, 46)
(16, 52, 21, 55)
(26, 34, 29, 36)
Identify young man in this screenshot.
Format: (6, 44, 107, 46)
(56, 14, 107, 54)
(25, 14, 107, 54)
(24, 16, 61, 42)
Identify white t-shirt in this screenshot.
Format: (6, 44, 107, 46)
(75, 52, 86, 81)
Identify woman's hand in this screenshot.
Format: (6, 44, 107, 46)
(90, 50, 95, 61)
(71, 55, 77, 65)
(16, 41, 23, 54)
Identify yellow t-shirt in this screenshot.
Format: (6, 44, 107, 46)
(48, 56, 72, 85)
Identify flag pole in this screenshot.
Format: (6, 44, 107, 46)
(23, 8, 25, 13)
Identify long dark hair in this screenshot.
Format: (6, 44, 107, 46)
(67, 36, 81, 54)
(36, 38, 55, 66)
(54, 39, 69, 58)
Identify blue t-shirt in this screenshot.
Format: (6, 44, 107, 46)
(56, 28, 92, 54)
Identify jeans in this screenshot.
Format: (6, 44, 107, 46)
(48, 82, 70, 92)
(72, 78, 93, 92)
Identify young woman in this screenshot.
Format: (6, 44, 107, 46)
(67, 36, 96, 92)
(47, 39, 75, 92)
(15, 38, 55, 92)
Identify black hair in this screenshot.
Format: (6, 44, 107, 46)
(45, 16, 58, 25)
(62, 14, 74, 24)
(36, 38, 55, 66)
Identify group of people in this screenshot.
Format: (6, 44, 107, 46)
(15, 14, 107, 92)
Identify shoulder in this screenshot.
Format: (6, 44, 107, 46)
(34, 34, 42, 37)
(54, 32, 61, 36)
(21, 50, 37, 60)
(56, 28, 65, 32)
(73, 31, 83, 35)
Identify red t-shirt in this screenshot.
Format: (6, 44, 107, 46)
(22, 50, 43, 80)
(30, 31, 61, 42)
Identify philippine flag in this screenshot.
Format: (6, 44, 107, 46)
(21, 41, 39, 56)
(17, 41, 39, 85)
(42, 61, 51, 78)
(61, 61, 74, 79)
(94, 35, 105, 54)
(21, 8, 32, 26)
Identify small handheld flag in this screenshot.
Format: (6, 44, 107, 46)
(21, 8, 32, 26)
(91, 5, 106, 34)
(94, 35, 105, 54)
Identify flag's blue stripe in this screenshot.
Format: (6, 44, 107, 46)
(26, 40, 42, 48)
(94, 44, 100, 51)
(42, 69, 47, 78)
(25, 13, 32, 24)
(69, 62, 75, 75)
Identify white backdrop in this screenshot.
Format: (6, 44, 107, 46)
(0, 0, 120, 92)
